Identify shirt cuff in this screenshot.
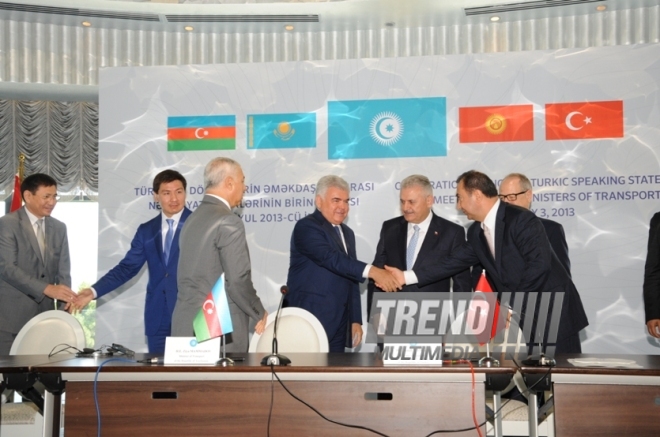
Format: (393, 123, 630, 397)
(91, 287, 98, 299)
(362, 264, 372, 279)
(403, 270, 418, 285)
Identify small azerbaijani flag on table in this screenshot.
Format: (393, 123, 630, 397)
(167, 115, 236, 152)
(193, 274, 234, 342)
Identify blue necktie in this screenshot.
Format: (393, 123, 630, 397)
(406, 225, 420, 270)
(164, 218, 174, 264)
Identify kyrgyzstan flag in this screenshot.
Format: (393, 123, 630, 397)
(459, 104, 534, 143)
(193, 274, 234, 342)
(10, 174, 22, 212)
(545, 100, 623, 140)
(473, 270, 501, 345)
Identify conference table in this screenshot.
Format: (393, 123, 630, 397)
(521, 353, 660, 437)
(14, 352, 516, 437)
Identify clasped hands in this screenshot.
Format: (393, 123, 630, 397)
(44, 284, 94, 314)
(369, 265, 406, 292)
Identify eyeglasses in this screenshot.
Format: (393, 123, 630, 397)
(39, 194, 60, 202)
(498, 190, 528, 202)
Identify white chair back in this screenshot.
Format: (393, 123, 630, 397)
(249, 307, 329, 353)
(10, 310, 86, 355)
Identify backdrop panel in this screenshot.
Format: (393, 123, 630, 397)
(98, 43, 660, 354)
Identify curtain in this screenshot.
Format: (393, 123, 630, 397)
(0, 100, 98, 201)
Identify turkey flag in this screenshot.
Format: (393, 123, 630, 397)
(545, 100, 623, 140)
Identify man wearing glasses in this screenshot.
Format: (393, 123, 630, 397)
(498, 173, 572, 276)
(0, 173, 78, 355)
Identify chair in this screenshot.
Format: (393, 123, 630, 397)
(2, 310, 86, 437)
(249, 307, 329, 353)
(10, 310, 86, 356)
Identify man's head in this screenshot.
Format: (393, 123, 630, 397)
(21, 173, 58, 218)
(153, 170, 187, 217)
(455, 170, 498, 222)
(499, 173, 533, 209)
(400, 174, 433, 224)
(204, 157, 245, 208)
(315, 175, 350, 225)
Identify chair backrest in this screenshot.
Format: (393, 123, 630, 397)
(249, 307, 329, 353)
(10, 310, 86, 355)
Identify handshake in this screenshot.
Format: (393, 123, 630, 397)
(43, 284, 95, 314)
(369, 265, 406, 292)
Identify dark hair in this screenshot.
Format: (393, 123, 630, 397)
(21, 174, 57, 201)
(457, 170, 498, 198)
(153, 170, 187, 193)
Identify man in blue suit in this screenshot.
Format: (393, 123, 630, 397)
(75, 170, 191, 353)
(286, 175, 400, 352)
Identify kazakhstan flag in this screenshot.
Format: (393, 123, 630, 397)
(247, 112, 316, 149)
(328, 97, 447, 159)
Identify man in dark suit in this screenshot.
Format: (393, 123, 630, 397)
(368, 174, 472, 313)
(286, 175, 400, 352)
(386, 170, 589, 354)
(171, 157, 267, 352)
(499, 173, 571, 276)
(75, 170, 191, 354)
(0, 173, 78, 355)
(643, 212, 660, 338)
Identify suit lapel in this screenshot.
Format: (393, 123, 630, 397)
(151, 214, 165, 265)
(19, 208, 44, 265)
(314, 210, 346, 255)
(494, 203, 506, 270)
(414, 214, 439, 268)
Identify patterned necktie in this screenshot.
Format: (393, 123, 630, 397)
(406, 224, 420, 270)
(334, 225, 346, 253)
(164, 218, 174, 264)
(482, 223, 495, 259)
(36, 218, 46, 259)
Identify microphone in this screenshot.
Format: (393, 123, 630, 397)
(261, 285, 291, 366)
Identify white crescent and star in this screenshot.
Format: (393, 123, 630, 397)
(203, 299, 215, 315)
(194, 128, 209, 139)
(565, 111, 593, 131)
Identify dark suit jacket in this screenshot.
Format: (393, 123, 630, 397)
(93, 208, 192, 337)
(415, 202, 588, 348)
(0, 207, 71, 334)
(540, 218, 571, 277)
(471, 216, 572, 287)
(286, 209, 366, 344)
(367, 212, 472, 313)
(643, 212, 660, 322)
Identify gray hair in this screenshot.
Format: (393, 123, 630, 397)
(316, 175, 349, 197)
(204, 157, 240, 190)
(400, 174, 433, 197)
(503, 173, 532, 191)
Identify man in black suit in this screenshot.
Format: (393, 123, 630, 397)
(385, 170, 589, 354)
(368, 174, 471, 313)
(643, 212, 660, 338)
(499, 173, 571, 276)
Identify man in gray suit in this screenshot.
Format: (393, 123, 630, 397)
(171, 157, 267, 352)
(0, 173, 78, 355)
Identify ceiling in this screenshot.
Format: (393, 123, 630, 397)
(0, 0, 656, 34)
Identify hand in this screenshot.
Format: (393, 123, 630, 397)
(67, 288, 95, 314)
(647, 319, 660, 338)
(384, 265, 405, 287)
(351, 323, 363, 348)
(369, 266, 400, 292)
(255, 311, 269, 335)
(44, 284, 77, 303)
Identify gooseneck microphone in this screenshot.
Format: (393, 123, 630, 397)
(261, 285, 291, 366)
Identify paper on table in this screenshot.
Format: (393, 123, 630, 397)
(567, 357, 643, 369)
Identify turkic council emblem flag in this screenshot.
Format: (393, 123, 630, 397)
(247, 112, 316, 149)
(167, 115, 236, 151)
(327, 97, 447, 159)
(193, 274, 234, 342)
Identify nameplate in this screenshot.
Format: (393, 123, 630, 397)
(382, 343, 443, 365)
(164, 337, 220, 365)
